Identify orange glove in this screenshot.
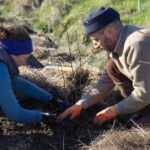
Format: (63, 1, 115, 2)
(57, 101, 84, 122)
(93, 106, 117, 125)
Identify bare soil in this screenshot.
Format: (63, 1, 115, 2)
(0, 103, 115, 150)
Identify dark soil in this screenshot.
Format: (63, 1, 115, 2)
(0, 103, 115, 150)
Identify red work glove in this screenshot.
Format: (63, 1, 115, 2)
(93, 106, 118, 125)
(57, 101, 84, 122)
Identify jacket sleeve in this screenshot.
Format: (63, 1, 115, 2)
(115, 39, 150, 114)
(78, 70, 115, 109)
(12, 77, 52, 103)
(0, 62, 42, 123)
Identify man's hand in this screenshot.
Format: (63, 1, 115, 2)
(57, 102, 84, 122)
(93, 106, 117, 125)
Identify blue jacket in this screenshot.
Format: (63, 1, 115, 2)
(0, 48, 52, 124)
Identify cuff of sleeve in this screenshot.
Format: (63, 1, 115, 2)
(114, 104, 120, 115)
(76, 99, 88, 109)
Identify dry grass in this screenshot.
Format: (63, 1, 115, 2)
(19, 62, 98, 104)
(84, 127, 150, 150)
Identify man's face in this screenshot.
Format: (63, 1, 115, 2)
(90, 28, 116, 53)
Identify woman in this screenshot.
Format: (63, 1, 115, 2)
(0, 23, 56, 124)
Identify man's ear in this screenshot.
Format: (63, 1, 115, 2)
(105, 27, 114, 39)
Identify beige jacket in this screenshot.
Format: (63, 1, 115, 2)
(79, 25, 150, 114)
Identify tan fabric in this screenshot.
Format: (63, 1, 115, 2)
(79, 25, 150, 115)
(79, 70, 114, 109)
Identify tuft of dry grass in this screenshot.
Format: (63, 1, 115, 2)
(19, 63, 97, 104)
(85, 127, 150, 150)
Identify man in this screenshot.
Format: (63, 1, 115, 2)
(58, 7, 150, 126)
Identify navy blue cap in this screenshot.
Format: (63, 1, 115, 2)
(83, 7, 120, 35)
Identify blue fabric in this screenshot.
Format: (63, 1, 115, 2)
(0, 39, 33, 55)
(0, 62, 43, 123)
(12, 77, 52, 103)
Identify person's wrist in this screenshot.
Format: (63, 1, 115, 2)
(111, 105, 118, 117)
(114, 104, 120, 115)
(76, 99, 88, 109)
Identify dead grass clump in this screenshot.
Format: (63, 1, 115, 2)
(64, 67, 90, 103)
(86, 127, 150, 150)
(67, 67, 89, 86)
(19, 65, 95, 104)
(19, 66, 64, 96)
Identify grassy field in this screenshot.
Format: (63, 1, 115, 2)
(1, 0, 150, 39)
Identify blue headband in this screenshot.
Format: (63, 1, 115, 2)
(0, 39, 33, 55)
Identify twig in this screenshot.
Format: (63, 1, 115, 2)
(75, 30, 82, 68)
(110, 119, 116, 130)
(87, 129, 93, 142)
(75, 30, 85, 99)
(66, 32, 79, 100)
(76, 139, 89, 149)
(41, 137, 58, 150)
(55, 48, 68, 101)
(66, 32, 74, 74)
(62, 132, 65, 150)
(130, 119, 146, 135)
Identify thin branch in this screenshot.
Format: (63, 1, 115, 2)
(55, 48, 67, 101)
(63, 132, 65, 150)
(75, 30, 82, 68)
(131, 119, 146, 135)
(66, 32, 74, 74)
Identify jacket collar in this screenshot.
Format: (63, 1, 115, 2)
(0, 48, 19, 78)
(112, 25, 143, 57)
(113, 25, 128, 56)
